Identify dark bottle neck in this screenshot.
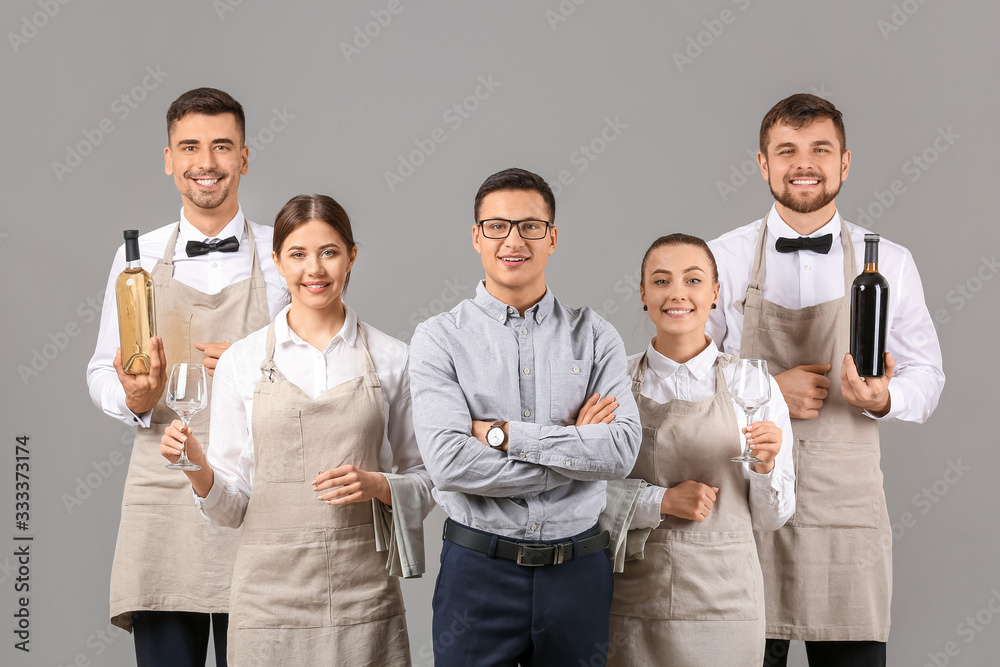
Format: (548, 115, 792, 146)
(863, 236, 880, 273)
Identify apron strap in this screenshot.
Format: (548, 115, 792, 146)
(356, 322, 381, 389)
(630, 352, 648, 394)
(734, 209, 771, 315)
(259, 322, 281, 382)
(244, 220, 263, 280)
(837, 218, 856, 293)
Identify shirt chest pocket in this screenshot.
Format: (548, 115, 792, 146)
(549, 359, 592, 425)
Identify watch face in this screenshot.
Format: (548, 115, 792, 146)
(487, 427, 504, 447)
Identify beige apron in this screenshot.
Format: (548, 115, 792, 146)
(110, 222, 270, 631)
(738, 215, 891, 642)
(609, 353, 765, 666)
(227, 322, 410, 666)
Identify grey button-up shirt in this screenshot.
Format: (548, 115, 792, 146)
(409, 282, 641, 540)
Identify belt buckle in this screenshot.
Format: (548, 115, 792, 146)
(516, 543, 563, 567)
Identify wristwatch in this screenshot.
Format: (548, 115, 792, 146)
(486, 421, 508, 449)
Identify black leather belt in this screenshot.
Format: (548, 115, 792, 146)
(443, 520, 610, 567)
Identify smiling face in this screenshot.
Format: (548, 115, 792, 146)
(472, 189, 557, 310)
(640, 243, 720, 349)
(164, 112, 248, 219)
(272, 219, 357, 313)
(759, 117, 850, 219)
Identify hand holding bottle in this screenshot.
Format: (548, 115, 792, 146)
(114, 336, 167, 415)
(841, 351, 895, 416)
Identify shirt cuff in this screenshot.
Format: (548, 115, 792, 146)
(506, 421, 542, 462)
(115, 391, 152, 428)
(632, 484, 666, 530)
(747, 464, 781, 500)
(864, 382, 903, 421)
(193, 477, 223, 510)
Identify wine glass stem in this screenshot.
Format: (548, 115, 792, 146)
(744, 409, 756, 456)
(179, 417, 191, 462)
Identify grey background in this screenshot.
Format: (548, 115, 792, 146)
(2, 0, 995, 665)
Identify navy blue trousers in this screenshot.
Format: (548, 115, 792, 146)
(432, 522, 614, 667)
(132, 611, 228, 667)
(764, 638, 886, 667)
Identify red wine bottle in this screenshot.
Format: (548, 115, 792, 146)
(850, 234, 889, 377)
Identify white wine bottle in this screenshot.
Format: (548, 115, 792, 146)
(850, 234, 889, 377)
(116, 230, 156, 374)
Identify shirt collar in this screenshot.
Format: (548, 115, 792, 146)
(274, 303, 359, 352)
(473, 281, 555, 324)
(178, 205, 246, 247)
(645, 337, 719, 382)
(766, 204, 842, 243)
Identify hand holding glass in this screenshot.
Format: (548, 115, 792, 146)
(731, 358, 770, 464)
(165, 363, 207, 471)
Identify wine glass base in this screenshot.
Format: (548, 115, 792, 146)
(166, 461, 202, 471)
(730, 454, 764, 464)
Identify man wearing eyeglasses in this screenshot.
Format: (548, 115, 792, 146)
(409, 167, 641, 666)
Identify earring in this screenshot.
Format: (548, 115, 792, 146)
(642, 305, 648, 311)
(711, 303, 717, 309)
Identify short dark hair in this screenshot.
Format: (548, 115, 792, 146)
(759, 93, 846, 156)
(273, 194, 357, 291)
(474, 168, 556, 223)
(166, 87, 246, 144)
(640, 233, 719, 285)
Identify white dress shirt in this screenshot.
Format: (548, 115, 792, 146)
(629, 339, 796, 532)
(708, 205, 945, 423)
(86, 207, 290, 427)
(197, 303, 434, 527)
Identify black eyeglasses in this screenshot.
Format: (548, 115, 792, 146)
(477, 218, 551, 240)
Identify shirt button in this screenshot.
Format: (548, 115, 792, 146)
(519, 451, 526, 458)
(565, 460, 571, 466)
(535, 315, 542, 324)
(523, 367, 531, 375)
(498, 314, 504, 322)
(530, 524, 537, 531)
(521, 328, 528, 335)
(508, 307, 515, 314)
(804, 264, 811, 270)
(212, 261, 219, 268)
(572, 366, 580, 373)
(523, 410, 531, 417)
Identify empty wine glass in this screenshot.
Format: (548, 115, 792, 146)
(165, 363, 207, 471)
(730, 358, 770, 464)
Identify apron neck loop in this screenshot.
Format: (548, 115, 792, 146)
(356, 324, 380, 388)
(837, 218, 856, 293)
(630, 353, 648, 394)
(162, 223, 180, 271)
(260, 322, 279, 382)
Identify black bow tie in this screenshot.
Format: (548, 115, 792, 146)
(774, 234, 833, 254)
(186, 235, 240, 257)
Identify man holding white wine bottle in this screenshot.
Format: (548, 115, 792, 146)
(707, 94, 945, 666)
(86, 88, 289, 666)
